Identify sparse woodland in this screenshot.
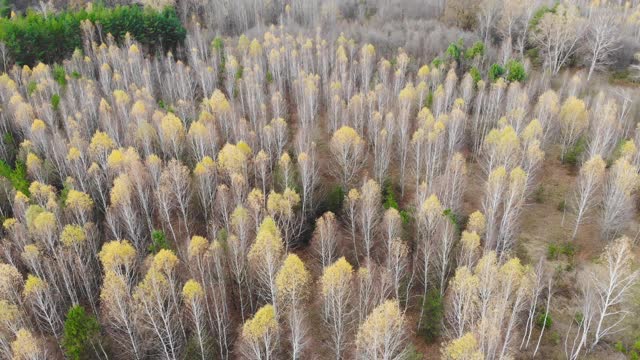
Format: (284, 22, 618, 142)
(1, 0, 640, 359)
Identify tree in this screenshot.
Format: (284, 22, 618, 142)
(570, 155, 606, 240)
(23, 274, 62, 338)
(11, 328, 46, 360)
(321, 257, 354, 360)
(584, 8, 621, 80)
(567, 236, 639, 358)
(418, 289, 444, 343)
(133, 250, 183, 360)
(530, 4, 585, 74)
(558, 96, 588, 160)
(312, 212, 338, 269)
(358, 179, 381, 261)
(330, 126, 366, 188)
(446, 266, 479, 339)
(181, 279, 209, 360)
(62, 305, 100, 360)
(276, 254, 311, 359)
(441, 332, 483, 360)
(248, 217, 284, 306)
(240, 304, 279, 360)
(601, 157, 639, 240)
(355, 300, 408, 360)
(589, 236, 639, 349)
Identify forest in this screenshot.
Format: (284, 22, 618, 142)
(0, 0, 640, 359)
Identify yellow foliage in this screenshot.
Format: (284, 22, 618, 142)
(356, 300, 405, 352)
(89, 131, 116, 157)
(248, 217, 284, 266)
(321, 257, 353, 297)
(66, 146, 82, 161)
(160, 113, 185, 139)
(21, 244, 40, 263)
(2, 218, 16, 230)
(30, 119, 46, 132)
(460, 231, 480, 252)
(421, 194, 443, 217)
(99, 240, 136, 271)
(208, 89, 231, 115)
(65, 190, 94, 211)
(152, 249, 179, 273)
(182, 279, 204, 301)
(0, 299, 20, 326)
(0, 263, 22, 299)
(23, 274, 45, 298)
(276, 254, 310, 306)
(242, 304, 278, 341)
(466, 211, 486, 235)
(441, 333, 483, 360)
(331, 126, 364, 148)
(218, 143, 249, 174)
(30, 211, 55, 235)
(188, 235, 209, 259)
(110, 174, 132, 206)
(60, 224, 87, 247)
(559, 96, 588, 132)
(25, 153, 42, 173)
(12, 328, 41, 360)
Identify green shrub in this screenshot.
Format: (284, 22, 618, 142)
(563, 137, 586, 166)
(62, 305, 100, 360)
(431, 57, 443, 69)
(547, 242, 575, 261)
(536, 311, 552, 329)
(547, 243, 559, 260)
(382, 182, 411, 224)
(148, 229, 170, 253)
(53, 64, 67, 86)
(469, 66, 482, 84)
(403, 344, 424, 360)
(464, 41, 484, 60)
(0, 159, 30, 195)
(488, 63, 505, 82)
(505, 59, 526, 82)
(529, 4, 556, 30)
(446, 39, 463, 61)
(0, 5, 186, 66)
(0, 0, 10, 19)
(418, 289, 443, 342)
(425, 90, 434, 109)
(51, 93, 61, 110)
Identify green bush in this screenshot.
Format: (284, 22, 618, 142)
(62, 305, 100, 360)
(418, 289, 443, 342)
(505, 59, 526, 82)
(446, 39, 463, 62)
(469, 66, 482, 84)
(0, 159, 30, 195)
(51, 93, 61, 110)
(536, 311, 552, 329)
(53, 64, 67, 86)
(488, 63, 505, 82)
(0, 5, 186, 66)
(547, 242, 575, 261)
(148, 229, 170, 253)
(0, 0, 10, 19)
(563, 137, 586, 166)
(431, 57, 443, 69)
(464, 41, 484, 60)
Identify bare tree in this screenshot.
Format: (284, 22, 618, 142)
(583, 8, 621, 81)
